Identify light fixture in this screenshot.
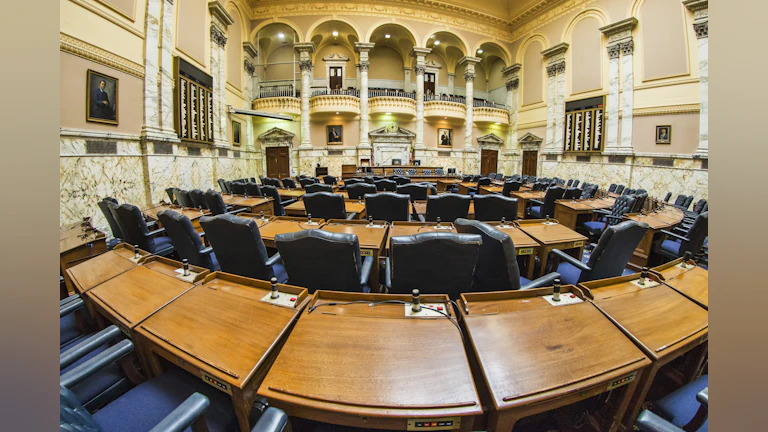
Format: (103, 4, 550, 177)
(434, 40, 440, 45)
(494, 122, 501, 125)
(332, 30, 339, 37)
(277, 32, 284, 39)
(335, 111, 339, 114)
(384, 34, 391, 39)
(444, 117, 448, 119)
(429, 34, 435, 39)
(477, 49, 484, 54)
(385, 112, 392, 115)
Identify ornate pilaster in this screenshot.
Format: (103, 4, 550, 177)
(502, 63, 521, 154)
(541, 43, 568, 154)
(447, 72, 456, 95)
(684, 0, 708, 157)
(403, 68, 412, 93)
(294, 43, 315, 149)
(243, 43, 257, 150)
(141, 0, 177, 142)
(460, 56, 481, 150)
(411, 47, 431, 150)
(600, 18, 638, 155)
(208, 1, 233, 147)
(355, 43, 375, 154)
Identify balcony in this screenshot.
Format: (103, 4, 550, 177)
(310, 88, 360, 115)
(473, 100, 509, 125)
(369, 90, 417, 116)
(424, 94, 466, 120)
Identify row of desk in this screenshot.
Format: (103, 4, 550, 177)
(65, 244, 708, 432)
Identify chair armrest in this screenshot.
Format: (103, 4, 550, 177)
(592, 209, 611, 216)
(60, 339, 134, 389)
(416, 214, 426, 222)
(146, 220, 158, 229)
(60, 325, 123, 369)
(635, 410, 684, 432)
(60, 297, 84, 318)
(199, 246, 214, 255)
(345, 213, 358, 220)
(521, 272, 561, 290)
(281, 199, 297, 207)
(148, 393, 210, 432)
(529, 199, 545, 206)
(60, 294, 80, 307)
(605, 214, 624, 220)
(551, 248, 591, 272)
(226, 207, 248, 215)
(660, 229, 690, 243)
(384, 257, 392, 290)
(265, 253, 282, 267)
(697, 388, 708, 408)
(673, 227, 689, 235)
(252, 407, 288, 432)
(360, 256, 374, 289)
(146, 228, 166, 237)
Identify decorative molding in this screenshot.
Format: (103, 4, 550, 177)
(693, 21, 708, 39)
(413, 65, 426, 75)
(506, 78, 519, 90)
(633, 104, 701, 117)
(60, 33, 145, 78)
(541, 42, 569, 59)
(477, 133, 504, 145)
(474, 107, 509, 124)
(208, 1, 234, 26)
(620, 40, 634, 56)
(502, 63, 522, 78)
(546, 64, 558, 77)
(683, 0, 708, 13)
(244, 58, 255, 75)
(68, 0, 144, 38)
(607, 43, 621, 59)
(599, 17, 638, 44)
(359, 61, 369, 72)
(60, 127, 142, 141)
(310, 95, 360, 114)
(251, 97, 301, 115)
(322, 52, 350, 62)
(368, 96, 417, 114)
(258, 127, 296, 145)
(298, 60, 313, 72)
(210, 25, 227, 47)
(424, 58, 443, 69)
(243, 41, 258, 58)
(463, 70, 476, 82)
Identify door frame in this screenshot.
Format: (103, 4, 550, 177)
(522, 150, 538, 176)
(265, 146, 291, 179)
(480, 148, 499, 176)
(424, 72, 436, 95)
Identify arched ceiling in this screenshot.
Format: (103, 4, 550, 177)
(425, 31, 467, 73)
(476, 41, 509, 79)
(369, 24, 416, 65)
(256, 23, 299, 62)
(309, 20, 359, 60)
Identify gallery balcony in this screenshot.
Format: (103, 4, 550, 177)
(473, 100, 509, 125)
(251, 85, 301, 116)
(368, 90, 417, 117)
(310, 89, 360, 115)
(424, 94, 466, 121)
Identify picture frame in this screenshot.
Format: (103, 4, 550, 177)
(232, 120, 241, 146)
(327, 125, 343, 145)
(438, 128, 453, 147)
(392, 159, 402, 165)
(413, 160, 421, 166)
(86, 69, 118, 125)
(656, 125, 671, 144)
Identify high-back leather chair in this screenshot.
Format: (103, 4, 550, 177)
(563, 187, 582, 200)
(165, 188, 177, 204)
(344, 178, 364, 187)
(260, 185, 295, 216)
(264, 178, 281, 188)
(174, 189, 195, 207)
(396, 184, 429, 201)
(583, 194, 636, 238)
(425, 194, 471, 222)
(495, 173, 504, 181)
(454, 219, 560, 290)
(528, 186, 566, 219)
(663, 192, 673, 202)
(229, 182, 246, 195)
(636, 375, 709, 432)
(531, 182, 547, 191)
(473, 195, 519, 221)
(566, 179, 573, 187)
(98, 198, 124, 242)
(682, 195, 694, 210)
(615, 185, 625, 195)
(303, 192, 351, 220)
(471, 175, 481, 182)
(365, 193, 411, 222)
(462, 175, 473, 182)
(244, 182, 263, 197)
(259, 175, 266, 185)
(623, 188, 636, 196)
(488, 172, 496, 179)
(608, 184, 618, 193)
(217, 179, 229, 194)
(115, 204, 174, 256)
(157, 210, 218, 271)
(580, 184, 599, 199)
(673, 194, 688, 207)
(323, 175, 337, 185)
(363, 177, 376, 185)
(477, 177, 492, 186)
(304, 183, 333, 194)
(386, 232, 482, 299)
(346, 183, 377, 200)
(549, 220, 649, 285)
(631, 191, 649, 213)
(501, 180, 522, 197)
(282, 178, 297, 189)
(299, 178, 316, 188)
(572, 180, 580, 188)
(199, 214, 287, 282)
(374, 179, 397, 192)
(188, 189, 207, 209)
(275, 230, 374, 293)
(393, 176, 411, 185)
(202, 190, 247, 216)
(656, 211, 708, 261)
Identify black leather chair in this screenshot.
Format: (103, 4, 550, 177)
(344, 178, 364, 187)
(636, 375, 708, 432)
(393, 176, 411, 185)
(202, 190, 248, 216)
(385, 232, 482, 299)
(364, 177, 376, 185)
(615, 185, 625, 195)
(259, 175, 266, 185)
(304, 183, 333, 194)
(549, 220, 649, 285)
(115, 204, 174, 256)
(473, 195, 519, 221)
(323, 175, 337, 185)
(260, 185, 296, 216)
(264, 178, 281, 188)
(495, 173, 504, 181)
(631, 191, 649, 213)
(582, 194, 636, 239)
(572, 180, 580, 188)
(281, 178, 297, 189)
(244, 182, 264, 197)
(608, 183, 618, 193)
(299, 178, 316, 188)
(655, 212, 708, 262)
(396, 184, 429, 201)
(462, 175, 473, 182)
(489, 172, 496, 179)
(275, 229, 374, 293)
(528, 186, 566, 219)
(365, 193, 411, 222)
(188, 189, 207, 209)
(346, 183, 377, 200)
(623, 188, 636, 196)
(580, 184, 599, 199)
(174, 189, 195, 207)
(425, 194, 471, 222)
(563, 187, 582, 200)
(419, 182, 438, 196)
(374, 179, 397, 192)
(217, 178, 229, 194)
(672, 194, 687, 208)
(303, 192, 356, 220)
(199, 214, 287, 282)
(471, 175, 481, 182)
(229, 182, 246, 195)
(98, 198, 123, 247)
(682, 195, 694, 210)
(165, 188, 177, 204)
(454, 219, 560, 290)
(468, 177, 492, 196)
(531, 182, 547, 191)
(566, 179, 573, 187)
(501, 180, 522, 197)
(663, 192, 673, 203)
(157, 210, 218, 271)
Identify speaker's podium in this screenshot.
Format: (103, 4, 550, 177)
(258, 291, 483, 431)
(315, 166, 329, 177)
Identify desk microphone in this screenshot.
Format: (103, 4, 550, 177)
(270, 277, 279, 299)
(411, 289, 421, 312)
(500, 216, 507, 228)
(133, 244, 140, 260)
(199, 206, 204, 214)
(683, 251, 694, 268)
(307, 213, 313, 224)
(553, 278, 561, 302)
(639, 267, 649, 285)
(182, 259, 190, 276)
(436, 217, 442, 228)
(367, 216, 374, 227)
(545, 215, 551, 224)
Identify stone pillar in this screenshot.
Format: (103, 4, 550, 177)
(460, 56, 481, 150)
(403, 68, 412, 92)
(447, 73, 455, 95)
(208, 2, 234, 147)
(619, 40, 635, 154)
(294, 42, 315, 149)
(541, 43, 568, 154)
(355, 43, 375, 150)
(502, 64, 521, 153)
(600, 18, 637, 155)
(604, 43, 621, 152)
(159, 0, 176, 137)
(141, 0, 177, 142)
(684, 0, 708, 157)
(411, 48, 431, 150)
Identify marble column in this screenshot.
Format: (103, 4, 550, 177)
(411, 48, 431, 150)
(541, 43, 568, 154)
(604, 44, 621, 152)
(544, 65, 557, 151)
(618, 40, 635, 154)
(158, 0, 176, 137)
(244, 58, 255, 148)
(502, 63, 521, 153)
(294, 42, 315, 149)
(447, 73, 455, 95)
(140, 0, 163, 140)
(460, 56, 481, 150)
(355, 43, 375, 150)
(600, 18, 637, 155)
(685, 0, 708, 157)
(553, 62, 567, 153)
(210, 25, 228, 146)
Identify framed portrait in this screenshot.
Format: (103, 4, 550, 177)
(413, 160, 421, 166)
(656, 125, 671, 144)
(438, 128, 453, 147)
(392, 159, 402, 165)
(232, 120, 241, 146)
(86, 69, 118, 125)
(327, 125, 343, 145)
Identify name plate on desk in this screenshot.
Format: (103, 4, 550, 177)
(407, 417, 461, 431)
(517, 247, 534, 256)
(361, 249, 373, 257)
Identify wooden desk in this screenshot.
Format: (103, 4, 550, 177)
(258, 291, 482, 431)
(66, 243, 150, 295)
(580, 274, 708, 431)
(385, 221, 457, 252)
(136, 272, 309, 432)
(321, 219, 389, 291)
(623, 209, 685, 267)
(143, 204, 211, 233)
(283, 198, 366, 219)
(456, 182, 477, 195)
(412, 200, 475, 219)
(60, 227, 107, 299)
(437, 178, 462, 191)
(553, 199, 613, 231)
(230, 196, 274, 215)
(236, 215, 324, 248)
(459, 287, 651, 432)
(517, 219, 588, 278)
(485, 222, 539, 280)
(276, 188, 305, 200)
(511, 191, 546, 218)
(479, 185, 504, 195)
(652, 258, 709, 309)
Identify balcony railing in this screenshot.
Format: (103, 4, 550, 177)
(311, 88, 360, 98)
(424, 94, 466, 104)
(474, 100, 507, 109)
(257, 85, 298, 99)
(369, 89, 416, 99)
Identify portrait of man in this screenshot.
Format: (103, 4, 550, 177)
(656, 125, 671, 144)
(86, 70, 118, 125)
(327, 125, 343, 145)
(438, 128, 453, 147)
(233, 121, 241, 145)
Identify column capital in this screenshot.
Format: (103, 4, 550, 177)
(244, 58, 255, 75)
(208, 1, 234, 26)
(505, 78, 519, 90)
(459, 56, 481, 66)
(501, 63, 522, 78)
(210, 25, 227, 48)
(693, 21, 708, 38)
(410, 47, 432, 59)
(354, 42, 375, 53)
(620, 39, 634, 56)
(607, 43, 621, 59)
(683, 0, 708, 16)
(599, 17, 638, 45)
(243, 41, 258, 59)
(294, 42, 315, 55)
(359, 61, 370, 72)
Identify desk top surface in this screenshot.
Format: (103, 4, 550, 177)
(284, 199, 366, 214)
(67, 245, 149, 293)
(486, 223, 541, 249)
(60, 229, 106, 254)
(386, 221, 457, 249)
(242, 216, 324, 241)
(258, 291, 482, 417)
(142, 204, 211, 221)
(480, 186, 505, 193)
(61, 225, 90, 240)
(137, 273, 308, 388)
(641, 208, 686, 225)
(321, 220, 389, 250)
(222, 195, 273, 206)
(517, 220, 588, 245)
(653, 260, 709, 308)
(580, 274, 709, 360)
(511, 191, 546, 200)
(555, 200, 607, 211)
(277, 189, 306, 198)
(459, 287, 650, 410)
(625, 213, 673, 229)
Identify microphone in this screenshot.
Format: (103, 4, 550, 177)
(545, 215, 551, 224)
(367, 216, 374, 227)
(133, 244, 140, 260)
(553, 278, 561, 302)
(500, 216, 506, 227)
(307, 213, 313, 225)
(639, 267, 649, 285)
(260, 211, 266, 221)
(436, 216, 442, 228)
(411, 289, 421, 313)
(270, 277, 279, 299)
(182, 259, 190, 276)
(683, 251, 693, 268)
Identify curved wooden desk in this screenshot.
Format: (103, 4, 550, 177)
(652, 257, 709, 310)
(622, 206, 686, 267)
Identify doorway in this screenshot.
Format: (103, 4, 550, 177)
(480, 149, 498, 176)
(424, 73, 436, 95)
(522, 151, 538, 176)
(329, 67, 343, 90)
(266, 147, 290, 179)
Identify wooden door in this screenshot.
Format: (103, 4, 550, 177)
(522, 151, 538, 176)
(424, 73, 436, 95)
(480, 149, 498, 176)
(329, 67, 343, 90)
(266, 147, 290, 179)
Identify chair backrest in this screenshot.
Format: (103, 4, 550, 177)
(681, 212, 709, 256)
(364, 177, 376, 184)
(217, 179, 229, 194)
(202, 190, 228, 215)
(346, 183, 377, 200)
(495, 173, 504, 181)
(282, 178, 297, 189)
(393, 176, 411, 185)
(389, 232, 482, 299)
(572, 180, 580, 188)
(115, 204, 157, 252)
(396, 184, 429, 201)
(462, 175, 473, 182)
(267, 178, 283, 188)
(225, 181, 235, 193)
(615, 185, 625, 194)
(374, 179, 397, 192)
(304, 183, 333, 194)
(323, 175, 337, 185)
(275, 230, 362, 293)
(344, 178, 364, 187)
(471, 175, 481, 182)
(501, 181, 522, 196)
(566, 179, 573, 186)
(692, 199, 707, 214)
(157, 210, 216, 270)
(582, 220, 649, 282)
(673, 194, 687, 207)
(259, 185, 285, 216)
(488, 172, 496, 179)
(230, 182, 246, 195)
(608, 184, 617, 193)
(435, 168, 446, 175)
(406, 168, 417, 176)
(259, 175, 266, 185)
(244, 182, 263, 197)
(631, 191, 648, 213)
(521, 175, 529, 183)
(174, 189, 195, 207)
(60, 385, 100, 430)
(365, 193, 410, 222)
(418, 182, 438, 196)
(98, 199, 124, 239)
(303, 192, 347, 220)
(299, 178, 316, 188)
(188, 189, 207, 209)
(393, 168, 405, 176)
(682, 195, 694, 210)
(532, 182, 547, 191)
(165, 188, 177, 204)
(477, 177, 491, 186)
(472, 195, 519, 221)
(199, 214, 276, 279)
(623, 188, 635, 196)
(663, 192, 673, 202)
(607, 195, 636, 226)
(539, 186, 566, 218)
(563, 187, 582, 200)
(454, 219, 521, 291)
(425, 194, 471, 222)
(580, 184, 599, 199)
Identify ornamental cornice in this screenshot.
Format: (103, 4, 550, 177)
(208, 1, 234, 26)
(243, 41, 258, 58)
(211, 25, 227, 47)
(60, 33, 144, 78)
(633, 103, 700, 117)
